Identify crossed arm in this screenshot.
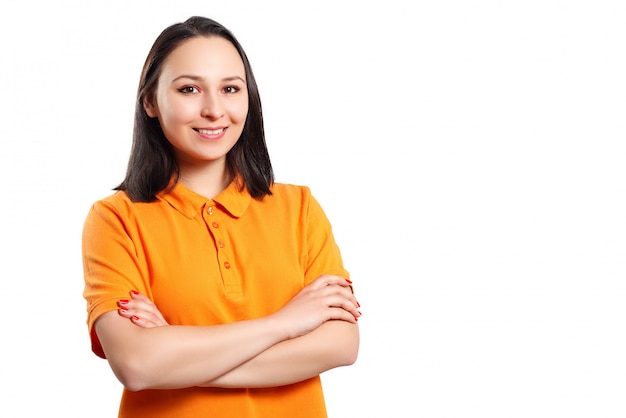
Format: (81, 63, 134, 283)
(94, 274, 361, 391)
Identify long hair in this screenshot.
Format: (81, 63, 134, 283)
(115, 16, 273, 202)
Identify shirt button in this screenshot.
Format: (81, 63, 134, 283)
(207, 206, 214, 215)
(218, 241, 225, 248)
(224, 261, 231, 269)
(212, 221, 219, 228)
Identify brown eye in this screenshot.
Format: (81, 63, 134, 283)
(177, 86, 199, 94)
(223, 86, 240, 94)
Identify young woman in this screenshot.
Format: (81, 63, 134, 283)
(81, 16, 360, 417)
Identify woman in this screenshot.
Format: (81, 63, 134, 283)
(82, 16, 360, 417)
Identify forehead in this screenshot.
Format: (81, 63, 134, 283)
(161, 36, 245, 77)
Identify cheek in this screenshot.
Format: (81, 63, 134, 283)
(158, 95, 197, 126)
(228, 101, 249, 124)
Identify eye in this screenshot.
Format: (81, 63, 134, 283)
(223, 85, 240, 94)
(177, 86, 200, 94)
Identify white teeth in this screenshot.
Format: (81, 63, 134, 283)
(198, 128, 224, 135)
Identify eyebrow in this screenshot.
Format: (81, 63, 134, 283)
(171, 75, 246, 84)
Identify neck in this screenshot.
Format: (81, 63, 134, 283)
(178, 161, 233, 199)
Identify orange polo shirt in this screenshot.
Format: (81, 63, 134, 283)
(82, 180, 349, 417)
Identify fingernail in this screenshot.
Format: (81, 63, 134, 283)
(119, 308, 128, 313)
(119, 299, 129, 305)
(345, 279, 352, 284)
(356, 300, 361, 308)
(131, 290, 139, 295)
(132, 315, 140, 321)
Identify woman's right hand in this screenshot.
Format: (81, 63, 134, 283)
(270, 274, 361, 340)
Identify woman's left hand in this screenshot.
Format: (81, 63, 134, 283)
(117, 291, 169, 328)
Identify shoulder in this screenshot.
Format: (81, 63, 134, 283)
(265, 182, 317, 208)
(94, 190, 132, 206)
(262, 182, 330, 219)
(90, 190, 138, 214)
(269, 182, 312, 198)
(86, 190, 160, 223)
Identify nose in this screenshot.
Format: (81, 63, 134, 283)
(201, 93, 224, 120)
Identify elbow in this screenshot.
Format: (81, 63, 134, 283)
(344, 334, 360, 366)
(344, 344, 359, 366)
(336, 323, 360, 367)
(109, 356, 154, 392)
(95, 314, 164, 391)
(117, 370, 151, 392)
(120, 377, 149, 393)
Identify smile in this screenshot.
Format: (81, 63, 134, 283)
(196, 128, 225, 135)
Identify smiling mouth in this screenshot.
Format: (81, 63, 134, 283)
(196, 128, 225, 135)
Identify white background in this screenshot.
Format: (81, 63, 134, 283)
(1, 1, 625, 417)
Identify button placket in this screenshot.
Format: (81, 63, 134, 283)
(204, 203, 239, 293)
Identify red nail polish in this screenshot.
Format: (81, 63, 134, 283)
(132, 315, 139, 321)
(131, 290, 139, 295)
(345, 279, 352, 284)
(119, 299, 129, 305)
(119, 308, 128, 313)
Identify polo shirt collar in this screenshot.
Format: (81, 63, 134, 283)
(159, 178, 251, 219)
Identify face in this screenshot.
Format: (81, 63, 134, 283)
(145, 36, 248, 172)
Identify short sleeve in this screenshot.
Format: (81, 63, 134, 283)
(81, 198, 149, 358)
(302, 189, 350, 284)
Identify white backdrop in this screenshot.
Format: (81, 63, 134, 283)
(1, 1, 625, 417)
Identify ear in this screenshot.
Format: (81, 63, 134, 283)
(143, 95, 158, 118)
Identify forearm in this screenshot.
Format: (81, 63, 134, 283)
(97, 275, 360, 391)
(202, 320, 360, 388)
(95, 311, 288, 391)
